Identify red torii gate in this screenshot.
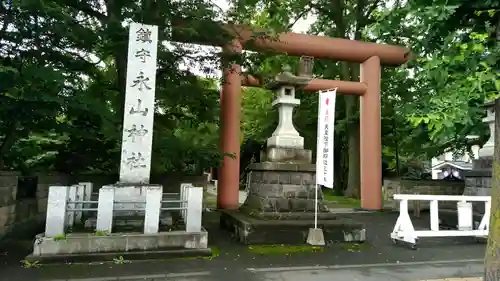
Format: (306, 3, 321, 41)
(175, 22, 410, 211)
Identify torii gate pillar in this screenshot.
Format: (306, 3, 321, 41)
(360, 56, 382, 210)
(217, 39, 242, 210)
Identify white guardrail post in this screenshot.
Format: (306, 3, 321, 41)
(180, 183, 192, 221)
(79, 182, 93, 218)
(66, 185, 77, 228)
(186, 186, 203, 232)
(73, 183, 85, 225)
(45, 186, 69, 237)
(96, 185, 115, 233)
(390, 194, 491, 249)
(144, 185, 163, 234)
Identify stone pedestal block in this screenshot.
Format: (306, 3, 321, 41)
(242, 163, 329, 215)
(219, 210, 366, 245)
(267, 135, 304, 149)
(262, 147, 312, 163)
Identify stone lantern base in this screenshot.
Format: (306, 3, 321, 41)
(241, 162, 330, 216)
(219, 149, 366, 245)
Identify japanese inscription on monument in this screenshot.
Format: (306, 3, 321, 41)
(125, 124, 148, 142)
(119, 22, 158, 184)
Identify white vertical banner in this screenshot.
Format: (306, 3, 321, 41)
(119, 22, 159, 184)
(316, 89, 336, 188)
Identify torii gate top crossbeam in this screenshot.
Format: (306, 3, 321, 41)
(172, 20, 410, 66)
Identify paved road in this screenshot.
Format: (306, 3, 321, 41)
(0, 212, 487, 281)
(247, 260, 483, 281)
(36, 259, 483, 281)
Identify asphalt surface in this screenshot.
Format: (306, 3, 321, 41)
(0, 211, 487, 281)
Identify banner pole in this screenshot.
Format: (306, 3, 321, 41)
(314, 184, 318, 229)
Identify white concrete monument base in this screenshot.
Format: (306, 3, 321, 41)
(113, 185, 147, 215)
(111, 184, 164, 217)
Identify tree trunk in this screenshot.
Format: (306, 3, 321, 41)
(344, 63, 361, 198)
(344, 95, 361, 198)
(483, 17, 500, 281)
(334, 131, 345, 194)
(483, 99, 500, 280)
(334, 94, 347, 193)
(0, 121, 19, 170)
(104, 0, 127, 122)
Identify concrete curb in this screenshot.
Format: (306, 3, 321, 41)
(27, 248, 213, 265)
(246, 258, 484, 272)
(420, 277, 483, 281)
(47, 271, 211, 281)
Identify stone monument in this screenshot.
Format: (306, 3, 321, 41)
(463, 101, 494, 210)
(441, 101, 494, 229)
(220, 58, 366, 245)
(114, 22, 160, 215)
(26, 23, 210, 264)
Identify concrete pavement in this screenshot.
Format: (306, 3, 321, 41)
(0, 211, 488, 281)
(38, 259, 483, 281)
(422, 279, 481, 281)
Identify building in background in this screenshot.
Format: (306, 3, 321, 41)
(430, 137, 480, 180)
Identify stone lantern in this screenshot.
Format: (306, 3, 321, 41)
(241, 64, 330, 214)
(219, 59, 366, 246)
(461, 101, 495, 213)
(478, 101, 495, 158)
(267, 82, 303, 149)
(262, 65, 313, 163)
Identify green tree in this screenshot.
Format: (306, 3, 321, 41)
(370, 0, 500, 278)
(231, 0, 423, 195)
(0, 0, 230, 175)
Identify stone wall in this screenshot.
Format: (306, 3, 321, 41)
(0, 172, 70, 241)
(383, 178, 465, 210)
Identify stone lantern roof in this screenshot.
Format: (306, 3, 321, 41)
(264, 65, 312, 90)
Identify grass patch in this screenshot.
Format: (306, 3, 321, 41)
(21, 260, 41, 268)
(322, 192, 360, 208)
(248, 245, 324, 255)
(206, 247, 220, 259)
(204, 192, 217, 208)
(53, 234, 67, 241)
(342, 243, 370, 252)
(205, 197, 217, 205)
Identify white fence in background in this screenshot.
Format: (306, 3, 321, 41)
(44, 183, 203, 237)
(390, 194, 490, 249)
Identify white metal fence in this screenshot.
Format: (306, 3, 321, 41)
(390, 194, 490, 249)
(44, 183, 204, 237)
